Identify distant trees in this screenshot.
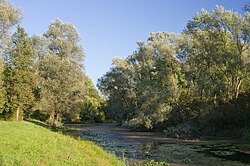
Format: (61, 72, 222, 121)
(79, 78, 105, 123)
(98, 6, 250, 132)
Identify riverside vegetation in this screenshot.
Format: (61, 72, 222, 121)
(98, 5, 250, 140)
(0, 0, 250, 166)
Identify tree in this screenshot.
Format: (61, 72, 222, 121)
(0, 0, 21, 51)
(3, 26, 36, 120)
(98, 57, 137, 122)
(0, 0, 21, 118)
(38, 19, 86, 128)
(84, 78, 101, 100)
(186, 6, 250, 104)
(79, 96, 105, 123)
(244, 2, 250, 12)
(98, 32, 182, 129)
(125, 32, 181, 129)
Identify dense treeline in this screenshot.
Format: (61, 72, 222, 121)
(98, 6, 250, 138)
(1, 0, 249, 139)
(0, 0, 105, 127)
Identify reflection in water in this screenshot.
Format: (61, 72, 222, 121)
(196, 144, 250, 164)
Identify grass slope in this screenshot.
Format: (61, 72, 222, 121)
(0, 121, 124, 166)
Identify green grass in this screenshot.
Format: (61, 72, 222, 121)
(0, 121, 124, 166)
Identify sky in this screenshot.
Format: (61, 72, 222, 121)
(10, 0, 249, 87)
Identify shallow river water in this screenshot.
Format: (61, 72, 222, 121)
(66, 124, 250, 166)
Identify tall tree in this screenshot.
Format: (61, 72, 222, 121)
(127, 32, 181, 129)
(0, 0, 21, 117)
(98, 32, 182, 129)
(38, 19, 85, 127)
(3, 26, 36, 120)
(186, 6, 250, 103)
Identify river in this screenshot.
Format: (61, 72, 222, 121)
(65, 123, 250, 166)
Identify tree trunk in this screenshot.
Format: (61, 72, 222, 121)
(176, 103, 183, 123)
(16, 107, 19, 121)
(200, 88, 203, 100)
(234, 79, 242, 110)
(52, 111, 57, 129)
(213, 93, 217, 111)
(226, 81, 230, 102)
(234, 79, 242, 100)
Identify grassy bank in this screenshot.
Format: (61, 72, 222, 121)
(0, 121, 124, 166)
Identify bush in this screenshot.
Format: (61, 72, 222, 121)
(163, 122, 200, 139)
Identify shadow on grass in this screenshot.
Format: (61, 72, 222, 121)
(25, 119, 83, 139)
(25, 119, 51, 128)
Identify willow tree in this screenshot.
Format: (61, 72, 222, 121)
(38, 19, 85, 127)
(186, 6, 250, 104)
(0, 0, 21, 51)
(125, 32, 182, 129)
(98, 32, 183, 129)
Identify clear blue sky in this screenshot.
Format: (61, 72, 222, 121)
(10, 0, 248, 86)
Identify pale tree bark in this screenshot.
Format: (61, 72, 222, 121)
(52, 110, 58, 129)
(213, 93, 217, 110)
(16, 107, 19, 121)
(234, 78, 242, 100)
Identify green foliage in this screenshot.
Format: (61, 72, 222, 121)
(163, 122, 200, 139)
(98, 32, 182, 129)
(0, 2, 103, 125)
(98, 58, 137, 123)
(0, 0, 22, 50)
(85, 78, 101, 100)
(186, 6, 250, 102)
(79, 96, 105, 123)
(78, 78, 105, 123)
(0, 0, 22, 119)
(98, 6, 250, 135)
(0, 121, 124, 166)
(0, 0, 249, 141)
(0, 57, 5, 110)
(37, 19, 86, 127)
(2, 26, 37, 120)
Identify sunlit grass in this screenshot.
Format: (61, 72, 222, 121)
(0, 121, 124, 166)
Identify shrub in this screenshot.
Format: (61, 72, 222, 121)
(163, 122, 200, 139)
